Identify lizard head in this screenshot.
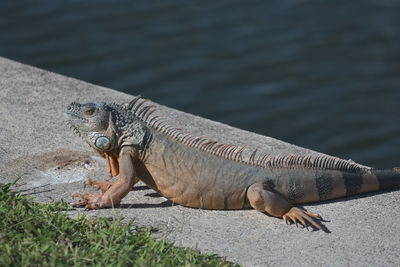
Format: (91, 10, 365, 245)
(64, 102, 118, 153)
(64, 100, 150, 154)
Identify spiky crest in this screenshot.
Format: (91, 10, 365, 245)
(125, 96, 363, 172)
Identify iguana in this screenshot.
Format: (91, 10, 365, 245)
(64, 96, 400, 229)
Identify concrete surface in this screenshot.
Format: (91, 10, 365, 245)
(0, 56, 399, 266)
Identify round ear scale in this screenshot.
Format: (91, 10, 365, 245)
(95, 136, 111, 150)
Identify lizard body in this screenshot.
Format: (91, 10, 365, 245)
(64, 96, 400, 229)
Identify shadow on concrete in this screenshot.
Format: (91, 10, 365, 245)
(118, 200, 174, 209)
(145, 192, 162, 198)
(308, 188, 400, 206)
(132, 185, 151, 191)
(14, 183, 54, 195)
(21, 189, 54, 196)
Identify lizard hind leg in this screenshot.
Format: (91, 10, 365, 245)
(247, 182, 321, 230)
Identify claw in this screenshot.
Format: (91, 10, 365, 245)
(85, 178, 114, 192)
(72, 192, 87, 199)
(305, 211, 322, 220)
(282, 207, 322, 230)
(71, 197, 88, 207)
(283, 215, 290, 225)
(71, 190, 103, 209)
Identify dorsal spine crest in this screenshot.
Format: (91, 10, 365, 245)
(124, 96, 363, 172)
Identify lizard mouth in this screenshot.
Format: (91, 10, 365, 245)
(64, 108, 87, 138)
(64, 102, 89, 123)
(64, 110, 89, 123)
(66, 120, 82, 137)
(64, 102, 90, 138)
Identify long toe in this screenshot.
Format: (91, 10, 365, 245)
(283, 207, 321, 230)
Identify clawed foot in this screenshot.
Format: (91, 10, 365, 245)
(283, 207, 322, 230)
(85, 178, 114, 193)
(72, 190, 105, 209)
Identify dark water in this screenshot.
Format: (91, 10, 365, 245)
(1, 1, 400, 168)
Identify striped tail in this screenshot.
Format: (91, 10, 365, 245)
(369, 168, 400, 191)
(290, 167, 400, 204)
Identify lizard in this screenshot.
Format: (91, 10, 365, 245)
(64, 96, 400, 229)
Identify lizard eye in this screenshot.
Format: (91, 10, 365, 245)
(84, 107, 95, 116)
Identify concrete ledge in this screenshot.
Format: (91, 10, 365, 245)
(1, 57, 399, 266)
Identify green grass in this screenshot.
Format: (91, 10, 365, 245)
(0, 178, 238, 266)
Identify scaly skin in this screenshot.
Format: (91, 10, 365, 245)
(64, 97, 400, 230)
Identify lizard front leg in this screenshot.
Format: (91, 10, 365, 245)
(85, 176, 140, 194)
(83, 151, 120, 193)
(72, 146, 138, 209)
(85, 178, 115, 193)
(85, 151, 139, 193)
